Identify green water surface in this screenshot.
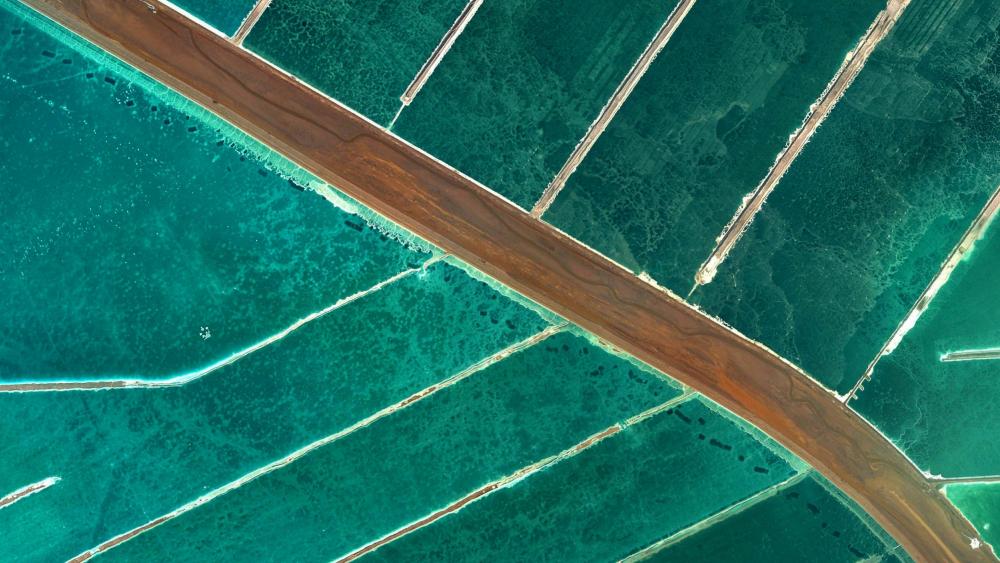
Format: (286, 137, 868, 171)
(694, 0, 1000, 393)
(174, 0, 258, 36)
(246, 0, 465, 125)
(393, 0, 679, 209)
(946, 483, 1000, 556)
(545, 0, 882, 294)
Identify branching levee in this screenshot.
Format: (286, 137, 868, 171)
(530, 0, 697, 218)
(693, 0, 911, 289)
(65, 324, 565, 562)
(231, 0, 272, 45)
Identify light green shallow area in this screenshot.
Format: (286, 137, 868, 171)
(0, 262, 549, 561)
(853, 216, 1000, 477)
(393, 0, 679, 209)
(693, 0, 1000, 393)
(246, 0, 465, 125)
(173, 0, 258, 36)
(545, 0, 882, 294)
(359, 398, 802, 562)
(0, 0, 431, 381)
(946, 483, 1000, 556)
(647, 475, 908, 562)
(104, 332, 682, 561)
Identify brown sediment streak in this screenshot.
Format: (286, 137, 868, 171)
(0, 477, 59, 510)
(0, 261, 432, 393)
(530, 0, 696, 219)
(694, 0, 911, 287)
(230, 0, 270, 44)
(397, 0, 482, 108)
(16, 0, 990, 560)
(66, 325, 563, 562)
(847, 184, 1000, 401)
(622, 471, 810, 562)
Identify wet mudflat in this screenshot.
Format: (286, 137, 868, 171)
(246, 0, 465, 125)
(694, 0, 1000, 393)
(392, 0, 679, 209)
(853, 214, 1000, 477)
(545, 0, 882, 294)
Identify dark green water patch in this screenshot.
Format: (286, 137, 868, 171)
(0, 262, 548, 561)
(173, 0, 258, 35)
(392, 0, 679, 209)
(645, 475, 906, 562)
(545, 0, 882, 294)
(853, 215, 1000, 477)
(693, 0, 1000, 393)
(246, 0, 465, 125)
(946, 483, 1000, 556)
(0, 0, 426, 381)
(103, 332, 681, 561)
(359, 398, 796, 562)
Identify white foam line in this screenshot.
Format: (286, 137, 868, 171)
(66, 324, 565, 562)
(0, 477, 60, 511)
(845, 183, 1000, 402)
(530, 0, 697, 219)
(621, 471, 810, 562)
(334, 392, 696, 562)
(1, 260, 438, 393)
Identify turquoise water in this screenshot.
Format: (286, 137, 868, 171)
(246, 0, 465, 125)
(693, 0, 1000, 393)
(360, 398, 800, 562)
(174, 0, 258, 35)
(393, 0, 679, 209)
(103, 332, 681, 561)
(853, 214, 1000, 477)
(0, 1, 430, 381)
(0, 261, 549, 561)
(544, 0, 882, 294)
(648, 475, 907, 562)
(946, 483, 1000, 555)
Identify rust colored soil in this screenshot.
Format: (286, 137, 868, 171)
(15, 1, 993, 561)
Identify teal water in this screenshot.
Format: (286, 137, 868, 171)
(544, 0, 882, 294)
(173, 0, 258, 36)
(648, 475, 907, 562)
(853, 215, 1000, 477)
(392, 0, 679, 209)
(360, 398, 799, 562)
(0, 261, 549, 561)
(946, 483, 1000, 556)
(693, 0, 1000, 393)
(103, 332, 681, 561)
(0, 0, 430, 381)
(246, 0, 465, 125)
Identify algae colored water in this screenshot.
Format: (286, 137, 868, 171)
(173, 0, 257, 35)
(101, 332, 681, 561)
(0, 0, 431, 381)
(853, 214, 1000, 477)
(647, 475, 907, 562)
(694, 0, 1000, 393)
(0, 260, 551, 561)
(946, 483, 1000, 555)
(359, 398, 802, 562)
(393, 0, 679, 209)
(246, 0, 465, 125)
(544, 0, 882, 294)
